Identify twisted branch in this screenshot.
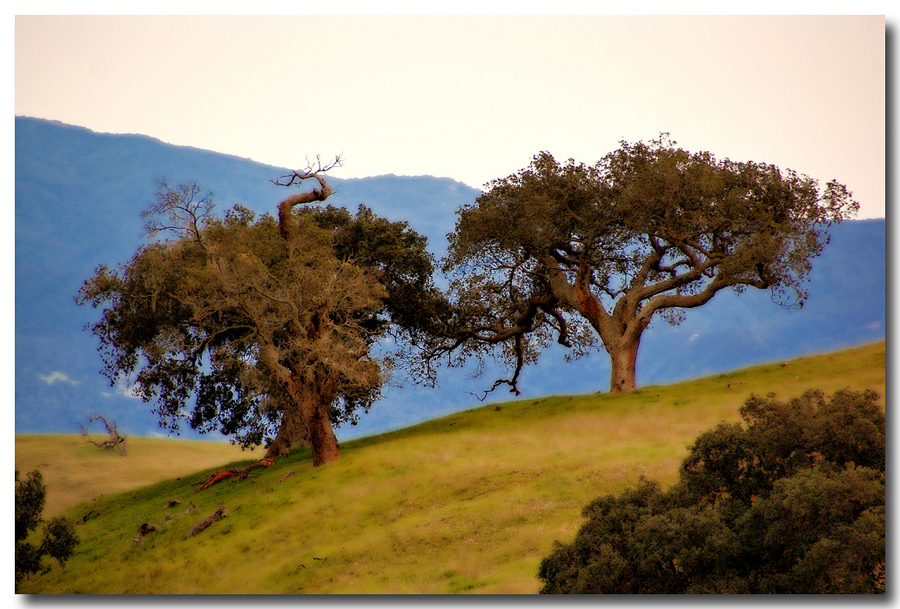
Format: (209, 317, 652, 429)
(272, 156, 342, 244)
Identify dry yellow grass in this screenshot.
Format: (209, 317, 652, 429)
(14, 435, 251, 516)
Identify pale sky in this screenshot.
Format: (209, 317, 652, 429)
(14, 11, 888, 218)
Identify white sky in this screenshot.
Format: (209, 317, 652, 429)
(13, 9, 889, 219)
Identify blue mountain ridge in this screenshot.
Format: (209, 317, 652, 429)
(14, 116, 886, 442)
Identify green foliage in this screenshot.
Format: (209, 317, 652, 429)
(538, 389, 885, 594)
(76, 180, 436, 458)
(433, 135, 859, 394)
(302, 203, 443, 340)
(16, 470, 78, 590)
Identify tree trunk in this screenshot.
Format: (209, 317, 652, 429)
(268, 169, 341, 467)
(608, 336, 640, 393)
(265, 397, 310, 459)
(265, 379, 339, 467)
(306, 400, 340, 467)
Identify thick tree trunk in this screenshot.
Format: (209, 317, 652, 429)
(608, 337, 640, 393)
(567, 280, 642, 394)
(306, 401, 340, 467)
(264, 401, 309, 459)
(264, 379, 339, 467)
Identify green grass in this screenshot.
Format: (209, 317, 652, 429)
(16, 342, 885, 594)
(14, 435, 250, 517)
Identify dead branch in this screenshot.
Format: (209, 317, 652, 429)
(79, 414, 127, 456)
(195, 458, 275, 492)
(271, 155, 343, 188)
(186, 506, 227, 538)
(272, 155, 342, 243)
(81, 510, 100, 523)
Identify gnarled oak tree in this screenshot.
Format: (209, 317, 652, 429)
(430, 135, 858, 394)
(77, 164, 436, 465)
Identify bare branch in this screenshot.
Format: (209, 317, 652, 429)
(144, 180, 214, 246)
(271, 155, 343, 188)
(79, 414, 127, 456)
(273, 155, 342, 244)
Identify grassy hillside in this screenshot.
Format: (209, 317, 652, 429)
(14, 436, 249, 517)
(16, 342, 885, 594)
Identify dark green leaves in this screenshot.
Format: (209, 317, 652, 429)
(438, 135, 859, 394)
(77, 184, 436, 449)
(538, 389, 885, 594)
(15, 470, 78, 589)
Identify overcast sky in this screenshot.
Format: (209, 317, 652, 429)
(14, 12, 887, 218)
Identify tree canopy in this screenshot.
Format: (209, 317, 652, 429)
(77, 168, 437, 465)
(428, 135, 859, 394)
(537, 389, 885, 594)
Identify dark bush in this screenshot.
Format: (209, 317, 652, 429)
(15, 470, 78, 590)
(538, 389, 885, 594)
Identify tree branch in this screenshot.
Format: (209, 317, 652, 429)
(273, 156, 342, 244)
(272, 155, 342, 188)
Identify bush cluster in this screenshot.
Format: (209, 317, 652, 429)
(538, 389, 885, 594)
(15, 469, 78, 590)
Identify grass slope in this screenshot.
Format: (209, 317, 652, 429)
(16, 342, 885, 594)
(14, 436, 248, 517)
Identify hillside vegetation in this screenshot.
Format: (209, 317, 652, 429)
(16, 342, 885, 594)
(14, 436, 248, 517)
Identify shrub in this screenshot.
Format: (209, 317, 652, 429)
(538, 389, 885, 594)
(15, 470, 79, 590)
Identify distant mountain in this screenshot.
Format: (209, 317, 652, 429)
(14, 116, 886, 442)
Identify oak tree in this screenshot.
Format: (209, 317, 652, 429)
(537, 390, 885, 593)
(77, 164, 436, 465)
(430, 135, 858, 394)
